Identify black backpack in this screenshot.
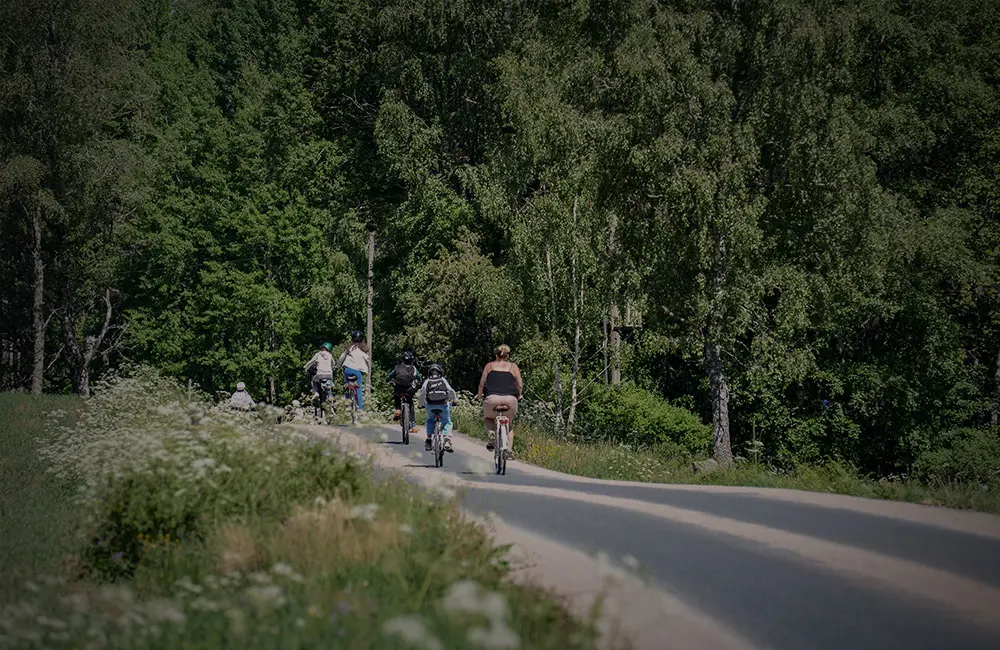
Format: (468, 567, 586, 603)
(394, 362, 415, 389)
(425, 377, 449, 404)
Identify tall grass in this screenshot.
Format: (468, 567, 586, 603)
(0, 392, 81, 597)
(0, 369, 610, 650)
(451, 400, 1000, 514)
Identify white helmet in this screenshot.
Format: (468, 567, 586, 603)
(236, 382, 246, 391)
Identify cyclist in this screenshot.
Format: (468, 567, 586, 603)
(474, 344, 522, 459)
(387, 350, 422, 434)
(304, 342, 336, 399)
(337, 331, 370, 411)
(416, 363, 457, 453)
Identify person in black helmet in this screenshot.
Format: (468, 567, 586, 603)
(416, 362, 457, 453)
(386, 350, 422, 433)
(337, 330, 370, 411)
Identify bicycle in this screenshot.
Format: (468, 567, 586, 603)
(315, 378, 335, 424)
(399, 396, 412, 445)
(344, 373, 361, 425)
(431, 410, 445, 467)
(493, 404, 511, 476)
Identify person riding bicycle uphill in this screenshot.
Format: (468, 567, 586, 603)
(387, 350, 422, 434)
(416, 363, 457, 453)
(337, 331, 370, 411)
(304, 342, 336, 398)
(475, 344, 522, 458)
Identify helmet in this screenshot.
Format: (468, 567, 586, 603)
(236, 381, 246, 391)
(321, 341, 333, 352)
(402, 350, 415, 364)
(351, 330, 364, 343)
(427, 363, 443, 377)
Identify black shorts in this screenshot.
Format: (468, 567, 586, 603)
(393, 386, 416, 409)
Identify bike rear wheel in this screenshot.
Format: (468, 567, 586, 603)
(495, 422, 507, 475)
(434, 420, 444, 467)
(401, 402, 410, 445)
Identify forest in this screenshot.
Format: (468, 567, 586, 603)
(2, 0, 998, 480)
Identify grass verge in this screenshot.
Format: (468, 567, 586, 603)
(451, 405, 1000, 515)
(0, 368, 611, 650)
(0, 392, 81, 598)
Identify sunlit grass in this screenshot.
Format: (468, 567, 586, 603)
(0, 392, 82, 597)
(451, 406, 1000, 514)
(0, 370, 611, 649)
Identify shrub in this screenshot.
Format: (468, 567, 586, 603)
(912, 427, 1000, 487)
(577, 384, 712, 456)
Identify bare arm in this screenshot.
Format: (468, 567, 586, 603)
(475, 363, 491, 399)
(511, 363, 523, 398)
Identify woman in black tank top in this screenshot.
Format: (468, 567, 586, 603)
(475, 344, 522, 456)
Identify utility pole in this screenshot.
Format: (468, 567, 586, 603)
(365, 228, 375, 408)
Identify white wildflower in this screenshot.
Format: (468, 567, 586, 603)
(468, 621, 520, 649)
(248, 571, 273, 585)
(245, 585, 285, 610)
(146, 599, 186, 625)
(398, 524, 414, 535)
(173, 576, 203, 594)
(349, 503, 379, 522)
(189, 597, 222, 612)
(382, 615, 443, 650)
(379, 432, 389, 442)
(271, 563, 304, 583)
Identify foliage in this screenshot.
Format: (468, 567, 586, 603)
(576, 384, 712, 457)
(912, 427, 1000, 487)
(1, 368, 605, 649)
(2, 0, 1000, 488)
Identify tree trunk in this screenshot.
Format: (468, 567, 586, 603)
(567, 282, 583, 435)
(993, 347, 1000, 427)
(544, 239, 565, 428)
(62, 289, 115, 397)
(365, 229, 374, 408)
(705, 338, 733, 465)
(566, 197, 583, 435)
(30, 204, 45, 394)
(602, 318, 609, 385)
(610, 303, 621, 386)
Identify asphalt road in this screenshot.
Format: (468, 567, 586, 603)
(329, 422, 1000, 650)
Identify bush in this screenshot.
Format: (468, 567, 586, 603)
(9, 365, 604, 650)
(912, 427, 1000, 487)
(577, 384, 712, 456)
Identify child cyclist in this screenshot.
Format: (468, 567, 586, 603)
(416, 363, 457, 453)
(387, 350, 422, 434)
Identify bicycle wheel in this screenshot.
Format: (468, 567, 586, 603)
(434, 420, 443, 467)
(497, 422, 507, 475)
(401, 403, 410, 445)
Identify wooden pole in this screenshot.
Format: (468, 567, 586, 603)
(365, 229, 375, 408)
